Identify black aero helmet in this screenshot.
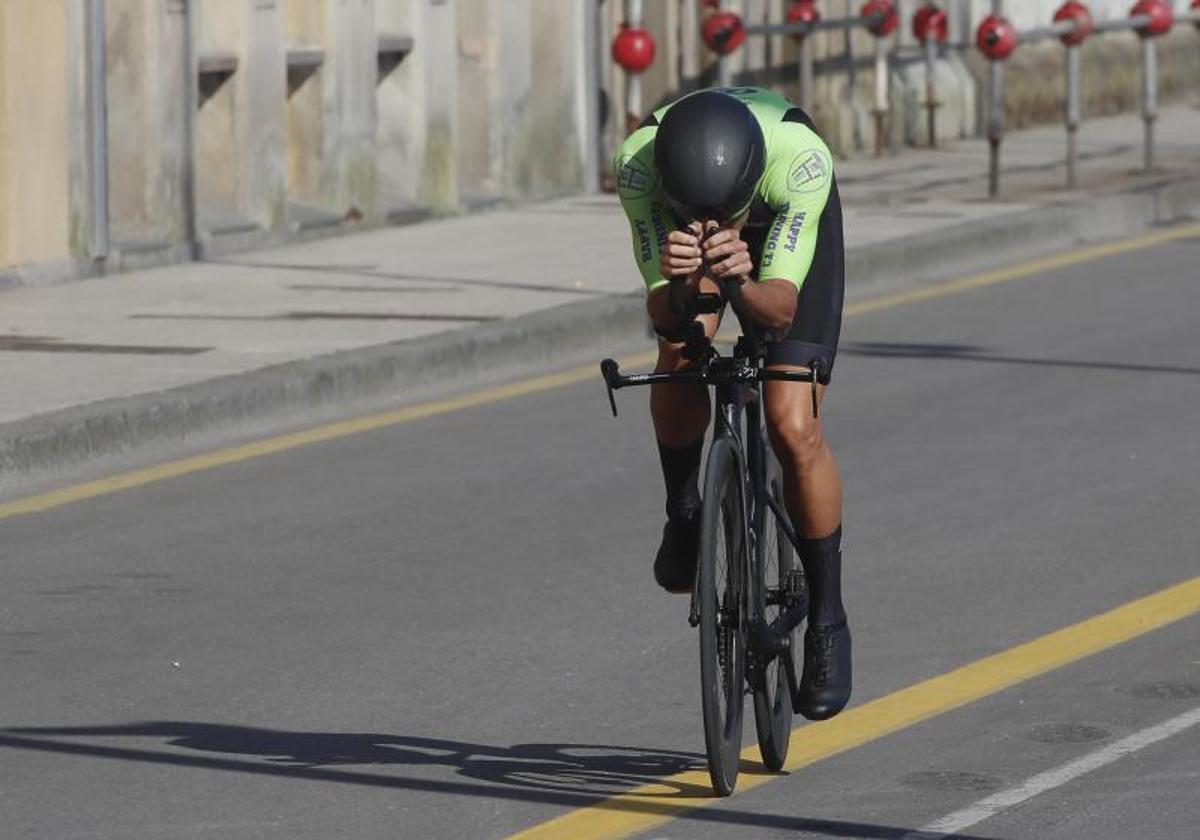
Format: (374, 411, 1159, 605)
(654, 90, 766, 222)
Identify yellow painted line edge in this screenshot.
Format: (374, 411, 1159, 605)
(0, 355, 657, 521)
(505, 576, 1200, 840)
(844, 220, 1200, 318)
(3, 219, 1199, 521)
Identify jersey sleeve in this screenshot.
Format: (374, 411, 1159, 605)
(613, 127, 675, 293)
(756, 123, 835, 291)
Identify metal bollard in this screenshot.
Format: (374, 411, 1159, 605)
(701, 7, 747, 85)
(861, 0, 900, 156)
(913, 4, 949, 148)
(1093, 0, 1172, 173)
(612, 0, 656, 135)
(784, 0, 821, 112)
(1054, 2, 1094, 189)
(976, 2, 1015, 198)
(1125, 0, 1178, 173)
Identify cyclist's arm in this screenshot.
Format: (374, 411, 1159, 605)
(732, 276, 801, 334)
(614, 129, 676, 294)
(755, 125, 836, 291)
(703, 227, 797, 333)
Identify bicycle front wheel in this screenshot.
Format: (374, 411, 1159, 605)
(752, 468, 800, 772)
(697, 437, 747, 797)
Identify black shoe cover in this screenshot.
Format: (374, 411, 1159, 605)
(797, 620, 852, 720)
(653, 512, 699, 594)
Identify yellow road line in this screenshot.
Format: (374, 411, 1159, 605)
(3, 220, 1199, 522)
(506, 576, 1200, 840)
(0, 357, 659, 522)
(844, 221, 1200, 318)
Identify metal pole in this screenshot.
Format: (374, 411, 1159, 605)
(844, 0, 857, 94)
(719, 0, 740, 86)
(86, 0, 110, 262)
(585, 0, 604, 189)
(987, 0, 1003, 199)
(1065, 44, 1081, 189)
(181, 0, 199, 257)
(1141, 37, 1157, 173)
(799, 39, 814, 111)
(624, 0, 642, 133)
(873, 36, 889, 156)
(988, 61, 1004, 198)
(924, 34, 937, 147)
(680, 0, 699, 90)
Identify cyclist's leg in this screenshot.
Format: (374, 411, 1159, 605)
(762, 178, 850, 719)
(645, 278, 723, 592)
(763, 174, 845, 619)
(763, 172, 845, 596)
(645, 278, 723, 452)
(764, 375, 844, 625)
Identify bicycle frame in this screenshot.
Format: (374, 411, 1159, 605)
(599, 278, 814, 706)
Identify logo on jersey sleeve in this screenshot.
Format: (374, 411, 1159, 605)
(787, 148, 832, 195)
(616, 155, 654, 200)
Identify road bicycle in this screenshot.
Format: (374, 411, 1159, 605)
(600, 278, 818, 796)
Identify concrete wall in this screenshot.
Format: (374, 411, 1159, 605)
(376, 0, 458, 213)
(1, 0, 597, 276)
(105, 0, 192, 246)
(0, 3, 72, 268)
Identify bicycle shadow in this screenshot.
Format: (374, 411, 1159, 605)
(3, 721, 713, 797)
(1, 721, 996, 839)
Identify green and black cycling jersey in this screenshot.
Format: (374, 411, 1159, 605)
(614, 86, 836, 294)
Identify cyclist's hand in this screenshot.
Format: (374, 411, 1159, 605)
(659, 229, 704, 282)
(702, 228, 753, 281)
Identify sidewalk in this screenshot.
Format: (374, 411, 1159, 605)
(2, 107, 1199, 482)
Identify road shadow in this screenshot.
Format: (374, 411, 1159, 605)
(1, 722, 993, 839)
(844, 341, 1200, 378)
(214, 260, 621, 298)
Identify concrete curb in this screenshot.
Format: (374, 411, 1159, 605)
(3, 174, 1199, 484)
(848, 173, 1200, 300)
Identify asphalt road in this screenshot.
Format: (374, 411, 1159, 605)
(3, 235, 1199, 839)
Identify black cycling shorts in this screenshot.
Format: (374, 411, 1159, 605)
(744, 175, 844, 385)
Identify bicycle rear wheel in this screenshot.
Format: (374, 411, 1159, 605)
(752, 467, 801, 772)
(697, 438, 747, 797)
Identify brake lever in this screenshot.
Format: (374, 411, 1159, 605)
(600, 358, 621, 417)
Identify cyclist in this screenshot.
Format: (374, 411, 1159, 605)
(614, 87, 849, 721)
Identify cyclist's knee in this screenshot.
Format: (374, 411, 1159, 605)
(767, 395, 826, 471)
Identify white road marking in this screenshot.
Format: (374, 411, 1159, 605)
(903, 705, 1200, 839)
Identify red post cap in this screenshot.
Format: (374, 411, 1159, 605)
(702, 10, 746, 55)
(1193, 0, 1200, 31)
(975, 14, 1018, 61)
(1053, 1, 1094, 46)
(611, 24, 656, 74)
(912, 5, 949, 44)
(861, 0, 899, 37)
(1131, 0, 1173, 37)
(786, 0, 821, 44)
